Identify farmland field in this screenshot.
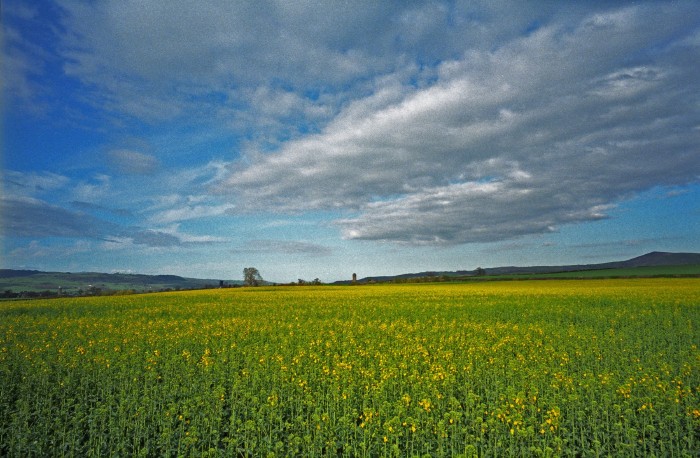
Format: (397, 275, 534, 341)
(1, 279, 698, 457)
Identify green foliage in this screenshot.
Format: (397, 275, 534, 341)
(1, 280, 698, 456)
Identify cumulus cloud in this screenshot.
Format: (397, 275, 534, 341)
(336, 178, 611, 245)
(46, 1, 570, 144)
(219, 4, 700, 244)
(55, 0, 385, 122)
(5, 1, 699, 255)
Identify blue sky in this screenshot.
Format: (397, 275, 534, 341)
(2, 1, 699, 283)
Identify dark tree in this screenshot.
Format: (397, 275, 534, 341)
(243, 267, 263, 286)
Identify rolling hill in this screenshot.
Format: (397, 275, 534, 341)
(0, 270, 240, 295)
(340, 251, 700, 283)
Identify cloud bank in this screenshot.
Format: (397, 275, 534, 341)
(3, 0, 699, 276)
(219, 4, 700, 244)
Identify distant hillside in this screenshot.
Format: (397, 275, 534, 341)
(0, 270, 241, 295)
(614, 251, 700, 267)
(476, 251, 700, 276)
(3, 251, 698, 294)
(338, 251, 700, 284)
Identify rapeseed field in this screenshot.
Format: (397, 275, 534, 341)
(1, 279, 698, 457)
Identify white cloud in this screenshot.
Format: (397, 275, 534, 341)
(5, 1, 699, 255)
(149, 204, 235, 225)
(45, 1, 570, 144)
(55, 0, 392, 121)
(336, 179, 612, 245)
(219, 4, 700, 244)
(72, 174, 112, 203)
(138, 162, 238, 224)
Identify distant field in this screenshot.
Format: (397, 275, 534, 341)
(1, 279, 698, 456)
